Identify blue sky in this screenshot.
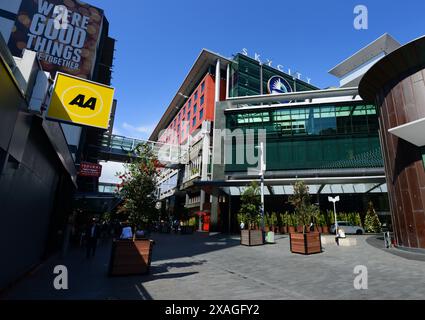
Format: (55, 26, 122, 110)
(88, 0, 425, 140)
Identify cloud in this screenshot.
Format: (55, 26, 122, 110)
(121, 122, 155, 139)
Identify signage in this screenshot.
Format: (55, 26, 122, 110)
(78, 161, 102, 177)
(47, 72, 114, 129)
(241, 48, 312, 84)
(8, 0, 104, 79)
(267, 76, 292, 94)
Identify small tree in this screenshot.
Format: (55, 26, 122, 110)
(239, 181, 261, 230)
(364, 201, 381, 233)
(288, 181, 319, 233)
(117, 143, 160, 232)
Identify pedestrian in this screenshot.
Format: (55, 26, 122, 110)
(335, 227, 346, 246)
(240, 221, 245, 230)
(309, 222, 314, 232)
(85, 218, 100, 258)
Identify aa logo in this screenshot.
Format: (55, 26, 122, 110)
(69, 94, 97, 111)
(47, 73, 115, 129)
(61, 85, 103, 118)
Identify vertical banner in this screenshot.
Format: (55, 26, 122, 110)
(8, 0, 104, 79)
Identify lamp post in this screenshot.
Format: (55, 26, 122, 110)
(328, 196, 340, 235)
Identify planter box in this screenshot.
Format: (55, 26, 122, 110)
(290, 232, 322, 255)
(322, 226, 329, 234)
(280, 226, 288, 234)
(109, 239, 154, 276)
(241, 230, 264, 246)
(288, 226, 296, 233)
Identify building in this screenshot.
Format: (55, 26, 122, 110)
(151, 35, 402, 233)
(0, 0, 116, 290)
(359, 34, 425, 251)
(0, 0, 116, 195)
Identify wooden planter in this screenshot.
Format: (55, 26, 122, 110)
(296, 225, 304, 233)
(109, 239, 154, 276)
(289, 232, 322, 255)
(241, 230, 264, 246)
(280, 226, 288, 234)
(322, 226, 329, 234)
(288, 226, 296, 233)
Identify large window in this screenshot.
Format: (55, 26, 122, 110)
(200, 95, 204, 106)
(199, 109, 204, 120)
(227, 104, 377, 137)
(225, 103, 381, 172)
(193, 103, 197, 114)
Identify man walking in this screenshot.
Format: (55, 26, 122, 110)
(86, 218, 100, 258)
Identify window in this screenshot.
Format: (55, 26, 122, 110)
(193, 103, 197, 114)
(187, 111, 191, 119)
(201, 81, 205, 92)
(194, 90, 198, 100)
(200, 95, 204, 106)
(192, 117, 196, 127)
(199, 109, 204, 120)
(188, 100, 191, 109)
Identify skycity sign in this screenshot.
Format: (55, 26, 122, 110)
(241, 48, 312, 84)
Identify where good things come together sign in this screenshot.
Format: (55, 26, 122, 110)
(48, 73, 114, 129)
(8, 0, 103, 79)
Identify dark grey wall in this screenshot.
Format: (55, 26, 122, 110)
(0, 54, 74, 290)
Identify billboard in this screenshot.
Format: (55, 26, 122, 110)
(47, 72, 114, 129)
(8, 0, 104, 79)
(78, 161, 102, 177)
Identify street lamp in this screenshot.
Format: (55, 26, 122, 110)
(328, 196, 340, 235)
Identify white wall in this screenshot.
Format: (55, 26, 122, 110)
(99, 161, 126, 184)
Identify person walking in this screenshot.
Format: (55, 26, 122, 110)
(85, 218, 100, 258)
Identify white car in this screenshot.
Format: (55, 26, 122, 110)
(330, 221, 365, 235)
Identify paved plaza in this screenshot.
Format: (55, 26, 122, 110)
(2, 232, 425, 300)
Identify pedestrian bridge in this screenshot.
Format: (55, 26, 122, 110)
(92, 133, 188, 166)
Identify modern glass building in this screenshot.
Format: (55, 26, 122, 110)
(151, 35, 401, 232)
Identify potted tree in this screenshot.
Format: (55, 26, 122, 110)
(288, 214, 297, 234)
(288, 181, 322, 255)
(239, 182, 264, 246)
(109, 143, 159, 276)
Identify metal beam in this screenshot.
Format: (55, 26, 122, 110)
(365, 182, 384, 194)
(225, 87, 359, 106)
(317, 184, 326, 194)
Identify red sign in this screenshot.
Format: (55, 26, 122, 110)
(78, 162, 102, 177)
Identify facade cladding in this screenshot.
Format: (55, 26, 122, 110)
(159, 70, 226, 144)
(229, 54, 317, 97)
(153, 48, 390, 233)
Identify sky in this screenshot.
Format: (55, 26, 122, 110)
(87, 0, 425, 141)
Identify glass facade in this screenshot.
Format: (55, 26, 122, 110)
(229, 54, 318, 98)
(225, 103, 383, 172)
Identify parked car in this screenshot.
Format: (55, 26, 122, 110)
(330, 221, 365, 235)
